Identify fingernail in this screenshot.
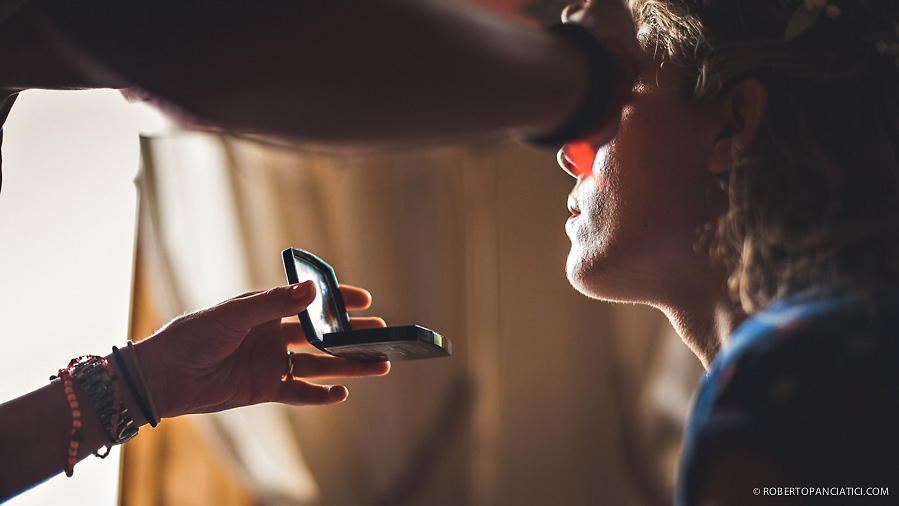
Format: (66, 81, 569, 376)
(327, 385, 348, 402)
(291, 281, 313, 300)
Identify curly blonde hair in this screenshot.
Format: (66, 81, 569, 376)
(630, 0, 899, 312)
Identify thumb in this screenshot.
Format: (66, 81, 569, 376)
(216, 282, 316, 332)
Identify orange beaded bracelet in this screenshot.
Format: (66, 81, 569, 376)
(51, 355, 138, 477)
(54, 369, 82, 477)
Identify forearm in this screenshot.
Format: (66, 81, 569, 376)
(25, 0, 589, 146)
(0, 284, 391, 499)
(0, 351, 149, 500)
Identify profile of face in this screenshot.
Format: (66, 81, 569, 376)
(559, 47, 726, 306)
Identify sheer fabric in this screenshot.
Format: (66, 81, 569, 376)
(126, 131, 700, 505)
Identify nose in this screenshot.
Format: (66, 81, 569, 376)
(557, 148, 577, 178)
(557, 141, 595, 179)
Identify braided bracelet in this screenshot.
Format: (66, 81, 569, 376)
(523, 23, 632, 149)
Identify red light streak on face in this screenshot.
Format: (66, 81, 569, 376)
(560, 141, 594, 179)
(559, 141, 607, 191)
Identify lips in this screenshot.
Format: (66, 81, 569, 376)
(567, 196, 580, 217)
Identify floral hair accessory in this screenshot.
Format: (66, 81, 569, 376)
(784, 0, 899, 67)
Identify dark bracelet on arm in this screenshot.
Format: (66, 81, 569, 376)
(126, 341, 161, 427)
(523, 23, 620, 149)
(112, 346, 158, 428)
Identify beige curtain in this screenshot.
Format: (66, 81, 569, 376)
(122, 130, 702, 506)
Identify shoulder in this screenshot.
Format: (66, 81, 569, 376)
(712, 291, 898, 410)
(677, 290, 899, 504)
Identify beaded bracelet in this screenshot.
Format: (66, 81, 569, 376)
(51, 369, 83, 477)
(51, 355, 138, 476)
(523, 23, 634, 150)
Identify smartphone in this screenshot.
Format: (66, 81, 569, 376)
(282, 248, 452, 362)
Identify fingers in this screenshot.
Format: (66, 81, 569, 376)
(217, 283, 375, 335)
(339, 284, 373, 310)
(274, 354, 391, 405)
(290, 352, 391, 379)
(216, 282, 316, 332)
(349, 316, 387, 329)
(276, 381, 350, 405)
(280, 317, 386, 348)
(579, 0, 640, 50)
(561, 1, 587, 23)
(280, 321, 314, 347)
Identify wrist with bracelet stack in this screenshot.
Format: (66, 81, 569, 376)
(50, 342, 159, 477)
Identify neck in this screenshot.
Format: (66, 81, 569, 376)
(655, 288, 744, 370)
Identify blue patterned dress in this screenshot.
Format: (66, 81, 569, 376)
(676, 289, 899, 504)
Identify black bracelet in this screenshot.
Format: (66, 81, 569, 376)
(524, 23, 619, 149)
(112, 346, 157, 428)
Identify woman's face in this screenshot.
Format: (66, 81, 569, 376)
(560, 63, 724, 305)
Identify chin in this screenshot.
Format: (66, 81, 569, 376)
(565, 250, 603, 300)
(565, 247, 646, 304)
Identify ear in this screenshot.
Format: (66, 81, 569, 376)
(708, 79, 768, 174)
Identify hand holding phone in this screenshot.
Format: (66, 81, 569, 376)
(282, 248, 452, 362)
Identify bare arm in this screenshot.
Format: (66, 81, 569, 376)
(0, 283, 390, 500)
(3, 0, 592, 147)
(0, 377, 111, 499)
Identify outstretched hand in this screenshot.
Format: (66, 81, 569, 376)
(134, 282, 390, 420)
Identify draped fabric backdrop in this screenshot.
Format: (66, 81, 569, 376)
(120, 130, 702, 506)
